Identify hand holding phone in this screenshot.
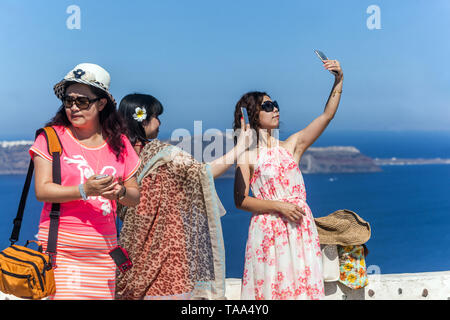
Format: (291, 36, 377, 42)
(241, 107, 249, 126)
(314, 49, 339, 76)
(238, 107, 255, 151)
(314, 49, 328, 63)
(95, 174, 109, 180)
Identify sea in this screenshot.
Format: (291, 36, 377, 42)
(0, 131, 449, 278)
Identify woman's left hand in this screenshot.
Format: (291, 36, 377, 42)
(100, 178, 125, 200)
(236, 117, 256, 152)
(323, 59, 343, 80)
(101, 182, 124, 200)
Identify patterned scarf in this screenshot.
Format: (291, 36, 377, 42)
(115, 139, 226, 300)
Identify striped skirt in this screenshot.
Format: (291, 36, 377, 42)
(37, 227, 117, 300)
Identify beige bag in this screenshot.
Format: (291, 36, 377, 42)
(321, 244, 340, 282)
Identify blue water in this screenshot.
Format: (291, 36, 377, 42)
(0, 176, 42, 248)
(1, 131, 449, 278)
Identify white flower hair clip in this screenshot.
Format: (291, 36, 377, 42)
(133, 107, 147, 122)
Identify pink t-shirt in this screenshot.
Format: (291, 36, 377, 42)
(29, 126, 140, 236)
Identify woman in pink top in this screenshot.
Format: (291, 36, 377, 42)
(29, 63, 140, 299)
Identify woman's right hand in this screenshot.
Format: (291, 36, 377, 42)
(274, 201, 306, 223)
(83, 175, 118, 197)
(209, 117, 256, 178)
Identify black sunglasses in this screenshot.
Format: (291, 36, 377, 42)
(261, 100, 279, 112)
(62, 95, 101, 110)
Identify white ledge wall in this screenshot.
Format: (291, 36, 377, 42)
(1, 271, 449, 300)
(224, 271, 450, 300)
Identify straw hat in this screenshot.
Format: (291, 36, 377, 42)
(53, 63, 116, 106)
(314, 209, 371, 246)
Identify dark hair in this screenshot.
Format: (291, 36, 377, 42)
(233, 91, 269, 144)
(45, 81, 127, 160)
(118, 93, 164, 146)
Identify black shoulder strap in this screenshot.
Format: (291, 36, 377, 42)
(9, 127, 63, 255)
(9, 158, 34, 245)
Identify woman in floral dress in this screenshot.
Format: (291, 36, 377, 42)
(233, 59, 343, 300)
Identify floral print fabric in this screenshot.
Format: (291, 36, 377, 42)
(241, 146, 324, 300)
(338, 245, 369, 289)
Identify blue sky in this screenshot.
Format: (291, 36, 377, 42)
(0, 0, 449, 140)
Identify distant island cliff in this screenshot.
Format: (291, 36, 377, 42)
(1, 139, 448, 176)
(217, 146, 382, 178)
(0, 141, 34, 175)
(300, 146, 381, 174)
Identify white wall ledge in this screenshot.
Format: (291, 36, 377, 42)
(1, 271, 449, 300)
(224, 271, 450, 300)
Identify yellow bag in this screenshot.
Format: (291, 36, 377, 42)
(0, 127, 61, 299)
(0, 241, 55, 299)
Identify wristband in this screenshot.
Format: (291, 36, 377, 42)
(332, 90, 342, 97)
(79, 183, 88, 201)
(118, 186, 127, 200)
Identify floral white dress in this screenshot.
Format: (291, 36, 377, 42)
(241, 146, 324, 300)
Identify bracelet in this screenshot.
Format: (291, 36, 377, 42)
(332, 90, 342, 97)
(79, 183, 88, 201)
(118, 186, 127, 200)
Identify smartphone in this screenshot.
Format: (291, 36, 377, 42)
(241, 107, 249, 125)
(109, 246, 133, 272)
(314, 49, 328, 62)
(314, 49, 338, 75)
(95, 174, 109, 180)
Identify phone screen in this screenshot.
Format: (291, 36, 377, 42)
(314, 49, 328, 62)
(241, 107, 249, 125)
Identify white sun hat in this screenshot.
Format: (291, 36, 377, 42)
(53, 63, 116, 106)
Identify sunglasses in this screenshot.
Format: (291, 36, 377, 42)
(261, 100, 279, 112)
(63, 95, 101, 110)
